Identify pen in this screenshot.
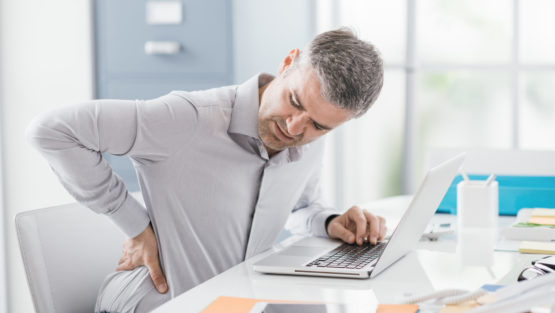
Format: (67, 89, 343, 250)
(461, 171, 470, 181)
(485, 174, 496, 186)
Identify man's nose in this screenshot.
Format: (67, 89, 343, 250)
(286, 112, 309, 136)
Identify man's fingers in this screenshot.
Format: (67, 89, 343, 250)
(329, 221, 356, 244)
(363, 211, 380, 245)
(378, 216, 387, 240)
(348, 206, 367, 245)
(146, 258, 168, 294)
(379, 221, 387, 240)
(115, 224, 167, 291)
(115, 259, 133, 271)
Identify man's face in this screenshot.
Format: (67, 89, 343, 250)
(258, 50, 354, 156)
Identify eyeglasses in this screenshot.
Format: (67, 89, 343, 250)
(518, 256, 555, 281)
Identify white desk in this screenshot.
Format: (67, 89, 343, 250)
(152, 196, 541, 313)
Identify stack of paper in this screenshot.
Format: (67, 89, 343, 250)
(500, 208, 555, 242)
(519, 241, 555, 254)
(527, 209, 555, 226)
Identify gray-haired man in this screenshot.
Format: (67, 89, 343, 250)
(27, 28, 385, 313)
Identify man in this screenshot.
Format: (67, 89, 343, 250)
(27, 28, 385, 313)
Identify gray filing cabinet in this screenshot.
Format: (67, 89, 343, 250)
(94, 0, 233, 190)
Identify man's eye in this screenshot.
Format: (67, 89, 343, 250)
(313, 122, 325, 131)
(289, 94, 300, 108)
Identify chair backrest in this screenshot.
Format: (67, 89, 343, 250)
(16, 202, 125, 313)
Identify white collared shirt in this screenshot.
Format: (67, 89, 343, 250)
(27, 74, 338, 313)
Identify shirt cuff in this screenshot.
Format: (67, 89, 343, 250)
(105, 194, 150, 238)
(311, 210, 341, 238)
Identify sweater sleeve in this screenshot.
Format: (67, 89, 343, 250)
(26, 93, 198, 238)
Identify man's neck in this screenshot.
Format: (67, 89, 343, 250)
(257, 78, 281, 157)
(258, 81, 270, 105)
(267, 146, 280, 158)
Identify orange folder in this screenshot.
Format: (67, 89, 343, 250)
(201, 296, 419, 313)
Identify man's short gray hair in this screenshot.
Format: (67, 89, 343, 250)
(295, 28, 384, 117)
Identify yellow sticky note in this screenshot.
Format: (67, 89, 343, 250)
(439, 303, 479, 313)
(531, 209, 555, 218)
(528, 216, 555, 226)
(519, 241, 555, 254)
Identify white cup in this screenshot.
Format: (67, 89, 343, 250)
(457, 180, 498, 229)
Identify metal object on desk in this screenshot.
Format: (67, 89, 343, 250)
(421, 223, 454, 241)
(518, 255, 555, 281)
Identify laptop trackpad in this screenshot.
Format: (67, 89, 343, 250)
(277, 246, 329, 257)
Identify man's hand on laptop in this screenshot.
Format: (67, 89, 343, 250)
(327, 206, 387, 246)
(116, 224, 168, 294)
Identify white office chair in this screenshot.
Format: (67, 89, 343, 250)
(16, 202, 125, 313)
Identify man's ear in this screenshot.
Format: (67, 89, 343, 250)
(277, 48, 300, 75)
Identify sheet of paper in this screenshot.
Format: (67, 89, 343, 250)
(531, 208, 555, 217)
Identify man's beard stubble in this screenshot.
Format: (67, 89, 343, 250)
(258, 117, 303, 152)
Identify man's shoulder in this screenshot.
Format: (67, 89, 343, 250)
(169, 84, 237, 110)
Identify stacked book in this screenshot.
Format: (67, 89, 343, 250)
(501, 208, 555, 254)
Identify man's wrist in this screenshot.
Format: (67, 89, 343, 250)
(324, 214, 339, 235)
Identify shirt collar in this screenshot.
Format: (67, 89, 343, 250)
(228, 73, 308, 162)
(228, 73, 273, 138)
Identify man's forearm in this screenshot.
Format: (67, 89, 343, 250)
(325, 214, 340, 235)
(26, 100, 150, 237)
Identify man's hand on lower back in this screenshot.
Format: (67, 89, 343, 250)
(326, 206, 387, 246)
(116, 224, 168, 293)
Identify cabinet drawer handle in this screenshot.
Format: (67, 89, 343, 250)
(144, 41, 181, 55)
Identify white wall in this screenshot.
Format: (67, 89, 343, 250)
(0, 6, 7, 311)
(232, 0, 315, 83)
(0, 1, 315, 312)
(0, 0, 94, 312)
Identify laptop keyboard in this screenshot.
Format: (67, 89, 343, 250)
(305, 242, 386, 269)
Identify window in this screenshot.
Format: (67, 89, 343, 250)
(319, 0, 555, 209)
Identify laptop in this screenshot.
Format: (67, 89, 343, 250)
(253, 153, 465, 279)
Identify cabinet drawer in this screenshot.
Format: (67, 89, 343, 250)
(96, 0, 232, 76)
(101, 77, 231, 100)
